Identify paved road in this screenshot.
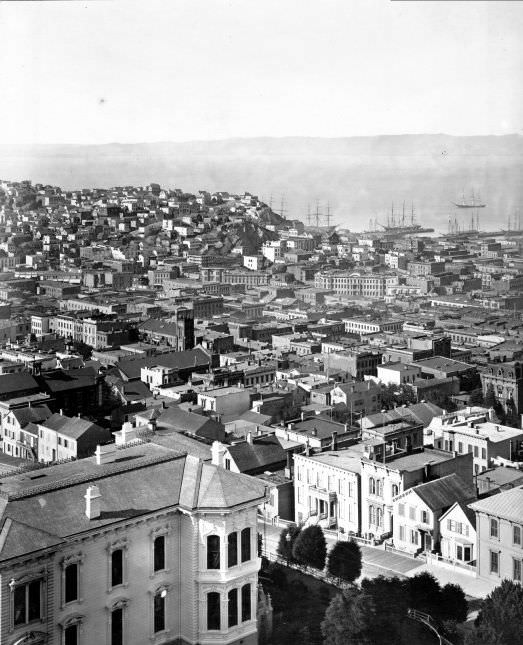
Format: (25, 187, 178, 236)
(259, 520, 419, 581)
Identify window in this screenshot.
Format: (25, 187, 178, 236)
(154, 535, 165, 572)
(207, 535, 220, 569)
(64, 563, 78, 603)
(410, 530, 418, 546)
(458, 442, 463, 454)
(399, 525, 405, 541)
(421, 511, 428, 525)
(153, 591, 165, 633)
(474, 446, 479, 458)
(225, 458, 231, 470)
(490, 518, 499, 539)
(398, 503, 405, 517)
(513, 559, 522, 583)
(457, 545, 463, 561)
(228, 589, 238, 627)
(111, 608, 123, 645)
(490, 550, 499, 574)
(241, 528, 251, 563)
(241, 584, 251, 622)
(111, 549, 123, 587)
(409, 506, 416, 521)
(391, 484, 399, 497)
(207, 592, 221, 630)
(369, 477, 376, 495)
(369, 505, 375, 525)
(13, 579, 42, 626)
(481, 448, 486, 460)
(228, 533, 238, 568)
(376, 507, 383, 528)
(513, 525, 522, 546)
(64, 624, 78, 645)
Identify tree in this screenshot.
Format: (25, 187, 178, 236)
(292, 525, 327, 570)
(327, 540, 362, 584)
(465, 580, 523, 645)
(484, 383, 496, 407)
(469, 388, 484, 406)
(439, 583, 468, 623)
(504, 398, 519, 428)
(321, 588, 372, 645)
(360, 576, 408, 645)
(276, 525, 301, 564)
(405, 572, 441, 615)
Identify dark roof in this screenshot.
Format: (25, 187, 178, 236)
(157, 406, 225, 441)
(227, 436, 287, 473)
(0, 373, 39, 396)
(11, 405, 52, 427)
(412, 474, 476, 511)
(42, 413, 108, 441)
(39, 367, 96, 393)
(116, 348, 210, 380)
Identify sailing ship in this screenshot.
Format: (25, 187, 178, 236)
(452, 190, 486, 209)
(365, 202, 434, 236)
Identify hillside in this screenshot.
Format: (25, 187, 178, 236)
(1, 135, 522, 231)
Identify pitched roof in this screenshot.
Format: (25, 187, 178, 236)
(227, 436, 287, 473)
(157, 406, 225, 441)
(11, 405, 52, 427)
(0, 443, 267, 562)
(412, 474, 476, 511)
(469, 485, 523, 523)
(41, 413, 107, 440)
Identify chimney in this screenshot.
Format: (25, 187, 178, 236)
(246, 431, 253, 445)
(284, 451, 293, 479)
(331, 431, 338, 451)
(84, 485, 101, 519)
(60, 409, 63, 416)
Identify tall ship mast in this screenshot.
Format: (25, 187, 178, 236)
(452, 189, 486, 209)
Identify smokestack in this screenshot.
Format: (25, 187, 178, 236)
(84, 485, 101, 520)
(331, 431, 338, 451)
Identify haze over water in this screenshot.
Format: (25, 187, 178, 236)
(1, 135, 522, 233)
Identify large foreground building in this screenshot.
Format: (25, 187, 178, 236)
(0, 442, 267, 645)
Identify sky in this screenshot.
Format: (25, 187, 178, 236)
(0, 0, 522, 144)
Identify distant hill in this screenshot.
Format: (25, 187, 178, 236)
(1, 135, 522, 231)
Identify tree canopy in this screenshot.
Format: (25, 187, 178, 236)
(292, 525, 327, 570)
(321, 588, 372, 645)
(465, 580, 523, 645)
(327, 540, 362, 584)
(276, 525, 301, 564)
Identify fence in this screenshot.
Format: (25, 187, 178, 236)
(424, 552, 477, 576)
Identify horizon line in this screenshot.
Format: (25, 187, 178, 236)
(0, 132, 522, 147)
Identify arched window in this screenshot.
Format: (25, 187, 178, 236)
(228, 588, 238, 627)
(391, 484, 399, 497)
(376, 480, 383, 497)
(207, 592, 221, 630)
(369, 505, 375, 525)
(376, 507, 383, 527)
(241, 528, 251, 563)
(227, 532, 238, 568)
(207, 535, 220, 569)
(369, 477, 376, 495)
(241, 584, 252, 622)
